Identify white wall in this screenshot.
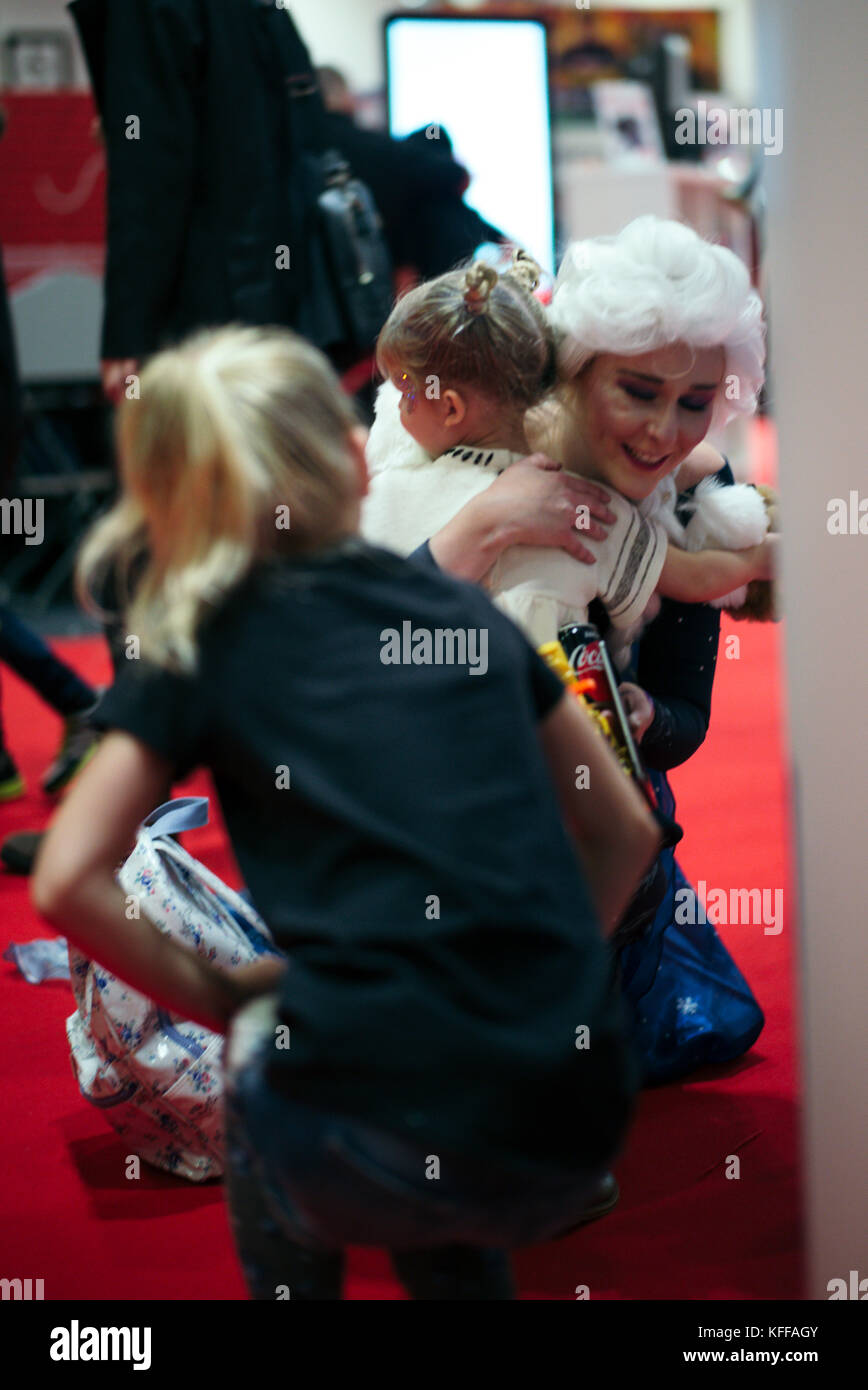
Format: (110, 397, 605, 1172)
(756, 0, 868, 1300)
(0, 0, 90, 88)
(288, 0, 388, 93)
(0, 1, 757, 100)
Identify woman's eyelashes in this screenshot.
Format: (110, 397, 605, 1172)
(621, 383, 656, 403)
(620, 383, 713, 413)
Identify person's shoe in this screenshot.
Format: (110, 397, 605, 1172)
(0, 750, 26, 802)
(0, 830, 44, 875)
(41, 710, 100, 795)
(553, 1173, 620, 1239)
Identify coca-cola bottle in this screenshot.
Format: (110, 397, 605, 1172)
(558, 623, 647, 787)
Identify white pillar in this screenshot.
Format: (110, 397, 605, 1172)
(756, 0, 868, 1300)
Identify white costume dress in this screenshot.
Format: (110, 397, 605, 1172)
(361, 382, 769, 663)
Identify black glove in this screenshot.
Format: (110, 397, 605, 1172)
(651, 803, 683, 852)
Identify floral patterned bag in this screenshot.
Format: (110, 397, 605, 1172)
(65, 797, 279, 1182)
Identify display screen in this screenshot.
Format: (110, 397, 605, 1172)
(385, 16, 555, 274)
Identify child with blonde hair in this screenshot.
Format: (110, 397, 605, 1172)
(32, 324, 663, 1300)
(362, 248, 775, 657)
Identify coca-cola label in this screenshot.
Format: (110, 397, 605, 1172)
(571, 643, 603, 672)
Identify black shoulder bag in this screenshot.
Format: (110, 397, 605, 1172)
(252, 0, 394, 357)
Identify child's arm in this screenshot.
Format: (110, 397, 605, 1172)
(31, 733, 282, 1034)
(538, 694, 662, 936)
(657, 534, 777, 604)
(674, 442, 727, 493)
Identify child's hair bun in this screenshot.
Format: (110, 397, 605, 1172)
(463, 261, 498, 315)
(506, 248, 542, 295)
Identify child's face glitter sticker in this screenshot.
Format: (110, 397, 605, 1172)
(394, 371, 417, 415)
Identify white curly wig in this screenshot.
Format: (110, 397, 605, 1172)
(550, 216, 766, 433)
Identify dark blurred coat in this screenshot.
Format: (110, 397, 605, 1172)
(0, 244, 22, 495)
(320, 113, 503, 279)
(69, 0, 326, 360)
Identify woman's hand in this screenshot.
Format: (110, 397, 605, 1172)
(428, 453, 617, 582)
(538, 693, 662, 934)
(487, 454, 618, 560)
(618, 682, 656, 744)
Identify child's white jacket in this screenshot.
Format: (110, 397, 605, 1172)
(361, 382, 768, 662)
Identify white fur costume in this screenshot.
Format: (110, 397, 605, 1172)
(361, 381, 768, 664)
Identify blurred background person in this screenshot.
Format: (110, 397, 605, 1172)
(0, 605, 99, 806)
(69, 0, 383, 403)
(317, 64, 504, 291)
(0, 101, 99, 819)
(0, 104, 22, 507)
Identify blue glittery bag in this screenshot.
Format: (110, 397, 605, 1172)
(617, 771, 765, 1086)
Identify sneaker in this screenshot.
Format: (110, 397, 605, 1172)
(0, 830, 43, 874)
(552, 1173, 620, 1239)
(0, 750, 26, 802)
(41, 710, 100, 795)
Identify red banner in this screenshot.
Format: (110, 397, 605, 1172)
(0, 93, 106, 292)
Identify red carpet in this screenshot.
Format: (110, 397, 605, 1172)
(0, 617, 801, 1300)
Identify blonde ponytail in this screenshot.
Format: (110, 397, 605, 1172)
(504, 248, 542, 296)
(76, 326, 360, 673)
(462, 261, 498, 315)
(377, 249, 556, 412)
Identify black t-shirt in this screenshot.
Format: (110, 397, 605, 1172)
(96, 539, 636, 1175)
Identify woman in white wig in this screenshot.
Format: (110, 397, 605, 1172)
(367, 216, 768, 1086)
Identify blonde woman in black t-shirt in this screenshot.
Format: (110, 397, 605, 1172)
(32, 325, 660, 1300)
